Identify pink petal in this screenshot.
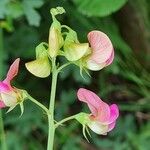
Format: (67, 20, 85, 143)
(97, 102, 110, 123)
(108, 104, 119, 124)
(0, 101, 6, 108)
(77, 88, 101, 116)
(0, 82, 11, 92)
(108, 121, 116, 132)
(88, 31, 113, 64)
(4, 58, 20, 84)
(105, 50, 114, 66)
(77, 88, 110, 122)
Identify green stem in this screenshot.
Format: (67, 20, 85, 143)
(0, 28, 7, 150)
(47, 58, 58, 150)
(0, 28, 4, 75)
(26, 93, 50, 115)
(0, 111, 7, 150)
(47, 59, 73, 149)
(55, 115, 77, 129)
(57, 62, 72, 73)
(61, 25, 71, 31)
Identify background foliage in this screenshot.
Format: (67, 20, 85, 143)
(0, 0, 150, 150)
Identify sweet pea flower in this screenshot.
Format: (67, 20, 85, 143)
(84, 31, 114, 71)
(76, 88, 119, 135)
(0, 58, 26, 112)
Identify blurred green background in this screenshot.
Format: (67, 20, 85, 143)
(0, 0, 150, 150)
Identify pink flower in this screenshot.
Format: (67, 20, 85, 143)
(85, 30, 114, 71)
(77, 88, 119, 135)
(0, 58, 24, 110)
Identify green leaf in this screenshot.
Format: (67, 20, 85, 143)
(73, 0, 128, 17)
(28, 0, 44, 8)
(0, 0, 9, 18)
(22, 0, 44, 26)
(0, 0, 23, 19)
(6, 1, 24, 19)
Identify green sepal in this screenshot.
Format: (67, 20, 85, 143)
(79, 64, 91, 80)
(6, 105, 16, 114)
(75, 113, 92, 142)
(83, 125, 90, 143)
(36, 42, 48, 58)
(19, 102, 24, 117)
(85, 125, 91, 138)
(75, 112, 90, 125)
(64, 29, 78, 43)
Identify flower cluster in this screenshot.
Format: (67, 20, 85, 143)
(25, 7, 114, 78)
(1, 7, 119, 142)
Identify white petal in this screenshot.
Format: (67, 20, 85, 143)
(1, 91, 17, 107)
(86, 60, 106, 71)
(87, 121, 108, 135)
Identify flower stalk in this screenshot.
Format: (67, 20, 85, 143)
(55, 114, 77, 129)
(0, 111, 7, 150)
(47, 58, 58, 150)
(26, 93, 50, 115)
